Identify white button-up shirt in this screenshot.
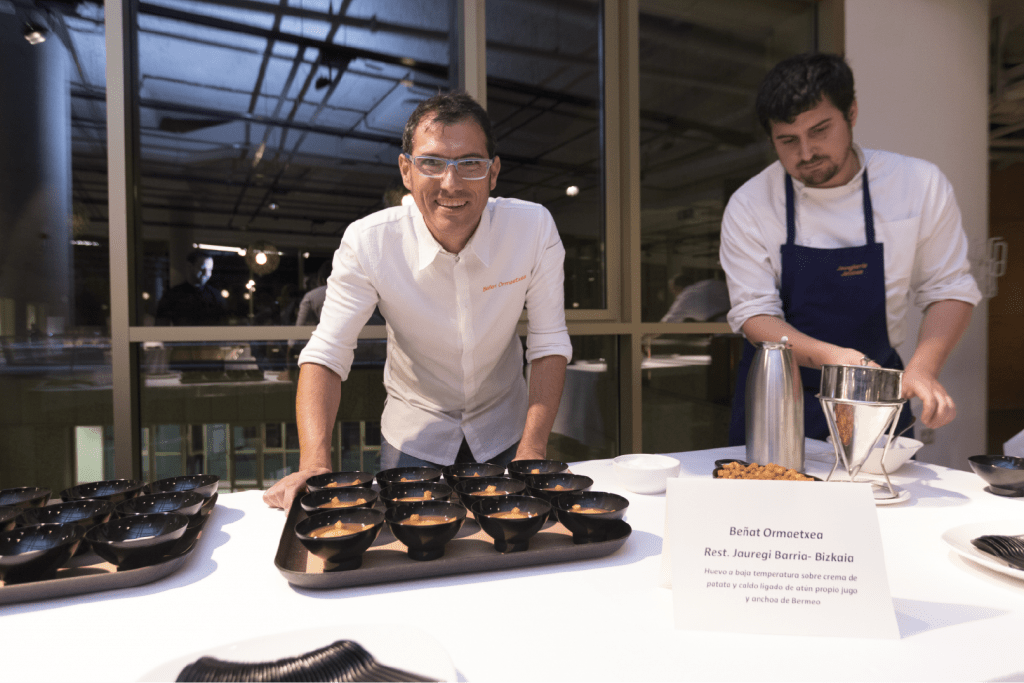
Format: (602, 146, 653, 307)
(720, 146, 982, 348)
(299, 197, 573, 465)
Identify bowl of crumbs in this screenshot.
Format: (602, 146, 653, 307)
(471, 494, 551, 553)
(294, 507, 386, 571)
(552, 491, 629, 544)
(713, 461, 819, 481)
(300, 487, 379, 515)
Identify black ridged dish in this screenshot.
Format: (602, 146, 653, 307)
(0, 523, 84, 584)
(0, 507, 21, 532)
(174, 639, 434, 682)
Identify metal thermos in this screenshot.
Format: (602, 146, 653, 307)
(745, 337, 804, 471)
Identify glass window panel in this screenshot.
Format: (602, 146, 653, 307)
(642, 333, 743, 454)
(547, 336, 618, 462)
(638, 0, 815, 323)
(136, 1, 452, 325)
(486, 0, 605, 311)
(137, 340, 385, 488)
(0, 5, 111, 493)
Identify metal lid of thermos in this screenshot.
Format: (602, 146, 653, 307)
(745, 337, 804, 471)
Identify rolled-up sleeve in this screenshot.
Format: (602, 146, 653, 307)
(524, 212, 573, 364)
(911, 170, 983, 310)
(720, 193, 785, 334)
(298, 229, 380, 381)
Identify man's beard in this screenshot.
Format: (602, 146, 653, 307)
(796, 145, 854, 188)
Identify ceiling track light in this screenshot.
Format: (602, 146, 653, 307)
(23, 23, 47, 45)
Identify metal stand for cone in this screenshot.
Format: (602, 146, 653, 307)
(818, 395, 905, 501)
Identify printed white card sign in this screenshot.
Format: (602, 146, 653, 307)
(665, 477, 899, 639)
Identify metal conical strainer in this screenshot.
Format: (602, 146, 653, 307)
(818, 364, 906, 500)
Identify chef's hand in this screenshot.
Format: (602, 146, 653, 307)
(901, 367, 956, 429)
(513, 442, 547, 461)
(263, 467, 332, 511)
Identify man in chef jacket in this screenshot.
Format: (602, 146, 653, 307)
(719, 53, 982, 445)
(263, 91, 572, 511)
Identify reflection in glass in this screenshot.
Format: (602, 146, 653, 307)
(486, 0, 605, 310)
(642, 334, 743, 454)
(637, 0, 815, 322)
(138, 340, 384, 490)
(546, 336, 618, 462)
(135, 1, 452, 325)
(0, 4, 112, 493)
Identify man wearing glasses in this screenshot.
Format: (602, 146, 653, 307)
(264, 91, 572, 510)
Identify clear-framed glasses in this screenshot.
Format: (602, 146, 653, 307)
(403, 154, 494, 180)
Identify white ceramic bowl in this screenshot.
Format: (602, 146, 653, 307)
(826, 435, 923, 475)
(612, 453, 680, 494)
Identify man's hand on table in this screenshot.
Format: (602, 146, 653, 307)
(263, 467, 332, 511)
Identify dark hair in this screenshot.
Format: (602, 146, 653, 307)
(402, 91, 496, 159)
(185, 249, 211, 266)
(755, 53, 856, 134)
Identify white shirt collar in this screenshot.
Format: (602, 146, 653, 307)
(789, 144, 867, 194)
(413, 198, 493, 270)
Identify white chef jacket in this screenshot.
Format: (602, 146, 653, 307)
(720, 145, 982, 348)
(299, 197, 573, 465)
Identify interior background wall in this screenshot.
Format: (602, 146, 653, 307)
(842, 0, 990, 470)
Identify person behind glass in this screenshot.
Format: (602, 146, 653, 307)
(719, 53, 981, 445)
(155, 249, 227, 325)
(661, 274, 731, 323)
(263, 91, 572, 510)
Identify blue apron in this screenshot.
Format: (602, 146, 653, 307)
(728, 167, 914, 444)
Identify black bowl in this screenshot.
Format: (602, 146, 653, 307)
(472, 494, 551, 553)
(294, 508, 386, 571)
(0, 487, 51, 509)
(305, 471, 375, 493)
(553, 491, 630, 544)
(379, 482, 453, 509)
(0, 507, 21, 532)
(86, 512, 189, 570)
(376, 467, 443, 489)
(147, 474, 220, 500)
(968, 455, 1024, 496)
(17, 500, 115, 555)
(115, 491, 205, 519)
(61, 479, 145, 505)
(300, 487, 379, 515)
(385, 500, 466, 561)
(442, 462, 505, 489)
(455, 477, 527, 515)
(0, 524, 84, 584)
(525, 473, 594, 504)
(508, 459, 568, 481)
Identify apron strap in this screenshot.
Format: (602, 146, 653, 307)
(785, 173, 796, 246)
(861, 166, 875, 244)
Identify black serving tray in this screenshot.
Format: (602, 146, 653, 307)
(0, 496, 215, 606)
(275, 496, 631, 590)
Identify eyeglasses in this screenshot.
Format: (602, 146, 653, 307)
(403, 154, 494, 180)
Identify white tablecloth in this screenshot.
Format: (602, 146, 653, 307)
(3, 442, 1024, 682)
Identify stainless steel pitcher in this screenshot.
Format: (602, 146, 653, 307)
(746, 337, 804, 470)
